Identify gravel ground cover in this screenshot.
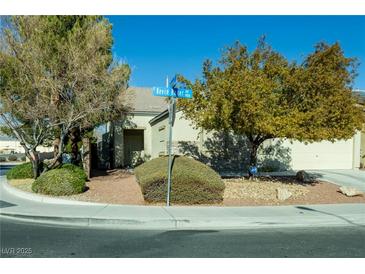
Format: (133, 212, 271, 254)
(223, 176, 365, 206)
(7, 172, 365, 206)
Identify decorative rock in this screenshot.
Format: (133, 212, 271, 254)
(339, 186, 363, 197)
(276, 188, 292, 201)
(296, 170, 313, 183)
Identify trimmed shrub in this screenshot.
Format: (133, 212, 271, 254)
(0, 157, 6, 162)
(7, 154, 18, 161)
(58, 163, 88, 181)
(134, 156, 225, 204)
(32, 164, 86, 196)
(6, 162, 33, 179)
(20, 156, 26, 162)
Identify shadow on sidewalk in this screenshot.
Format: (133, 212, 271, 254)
(160, 230, 219, 237)
(0, 200, 16, 209)
(296, 206, 365, 228)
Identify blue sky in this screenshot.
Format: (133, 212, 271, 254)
(106, 16, 365, 89)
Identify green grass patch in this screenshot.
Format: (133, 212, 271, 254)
(6, 162, 33, 180)
(134, 156, 225, 204)
(32, 164, 86, 196)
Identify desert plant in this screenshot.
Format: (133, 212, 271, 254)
(6, 162, 33, 179)
(134, 156, 225, 204)
(32, 164, 86, 196)
(58, 163, 88, 181)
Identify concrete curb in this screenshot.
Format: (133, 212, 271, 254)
(2, 178, 107, 206)
(1, 211, 365, 230)
(0, 212, 177, 229)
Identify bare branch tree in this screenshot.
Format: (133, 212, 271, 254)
(0, 16, 130, 177)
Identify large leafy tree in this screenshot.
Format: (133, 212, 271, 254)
(178, 38, 363, 171)
(0, 16, 130, 177)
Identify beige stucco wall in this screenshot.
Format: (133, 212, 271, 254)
(150, 111, 202, 158)
(361, 130, 365, 168)
(150, 117, 168, 158)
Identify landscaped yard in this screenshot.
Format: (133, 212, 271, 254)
(8, 171, 365, 206)
(223, 177, 365, 206)
(7, 169, 144, 205)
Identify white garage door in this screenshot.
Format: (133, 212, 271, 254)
(282, 139, 354, 170)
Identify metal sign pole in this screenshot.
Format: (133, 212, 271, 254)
(166, 79, 173, 207)
(152, 75, 191, 206)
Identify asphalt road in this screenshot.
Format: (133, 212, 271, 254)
(0, 164, 13, 176)
(1, 218, 365, 258)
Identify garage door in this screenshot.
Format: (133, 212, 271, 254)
(282, 139, 354, 170)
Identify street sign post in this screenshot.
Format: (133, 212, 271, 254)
(166, 79, 174, 207)
(152, 76, 193, 206)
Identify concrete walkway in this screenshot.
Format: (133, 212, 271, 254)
(1, 175, 364, 230)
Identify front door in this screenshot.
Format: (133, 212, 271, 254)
(123, 129, 144, 167)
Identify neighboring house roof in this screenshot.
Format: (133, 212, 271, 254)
(124, 87, 167, 114)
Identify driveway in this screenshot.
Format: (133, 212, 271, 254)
(307, 169, 365, 192)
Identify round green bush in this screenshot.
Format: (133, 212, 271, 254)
(6, 162, 33, 179)
(32, 164, 86, 196)
(134, 156, 225, 204)
(0, 157, 6, 162)
(58, 163, 88, 181)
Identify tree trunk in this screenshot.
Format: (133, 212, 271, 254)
(46, 130, 67, 171)
(249, 143, 258, 167)
(248, 141, 260, 178)
(53, 136, 62, 167)
(82, 137, 91, 179)
(70, 127, 81, 165)
(30, 150, 40, 179)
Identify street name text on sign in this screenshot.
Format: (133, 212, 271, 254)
(152, 87, 192, 99)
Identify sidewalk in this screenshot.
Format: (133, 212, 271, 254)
(1, 175, 365, 230)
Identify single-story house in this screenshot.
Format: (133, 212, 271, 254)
(95, 87, 364, 172)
